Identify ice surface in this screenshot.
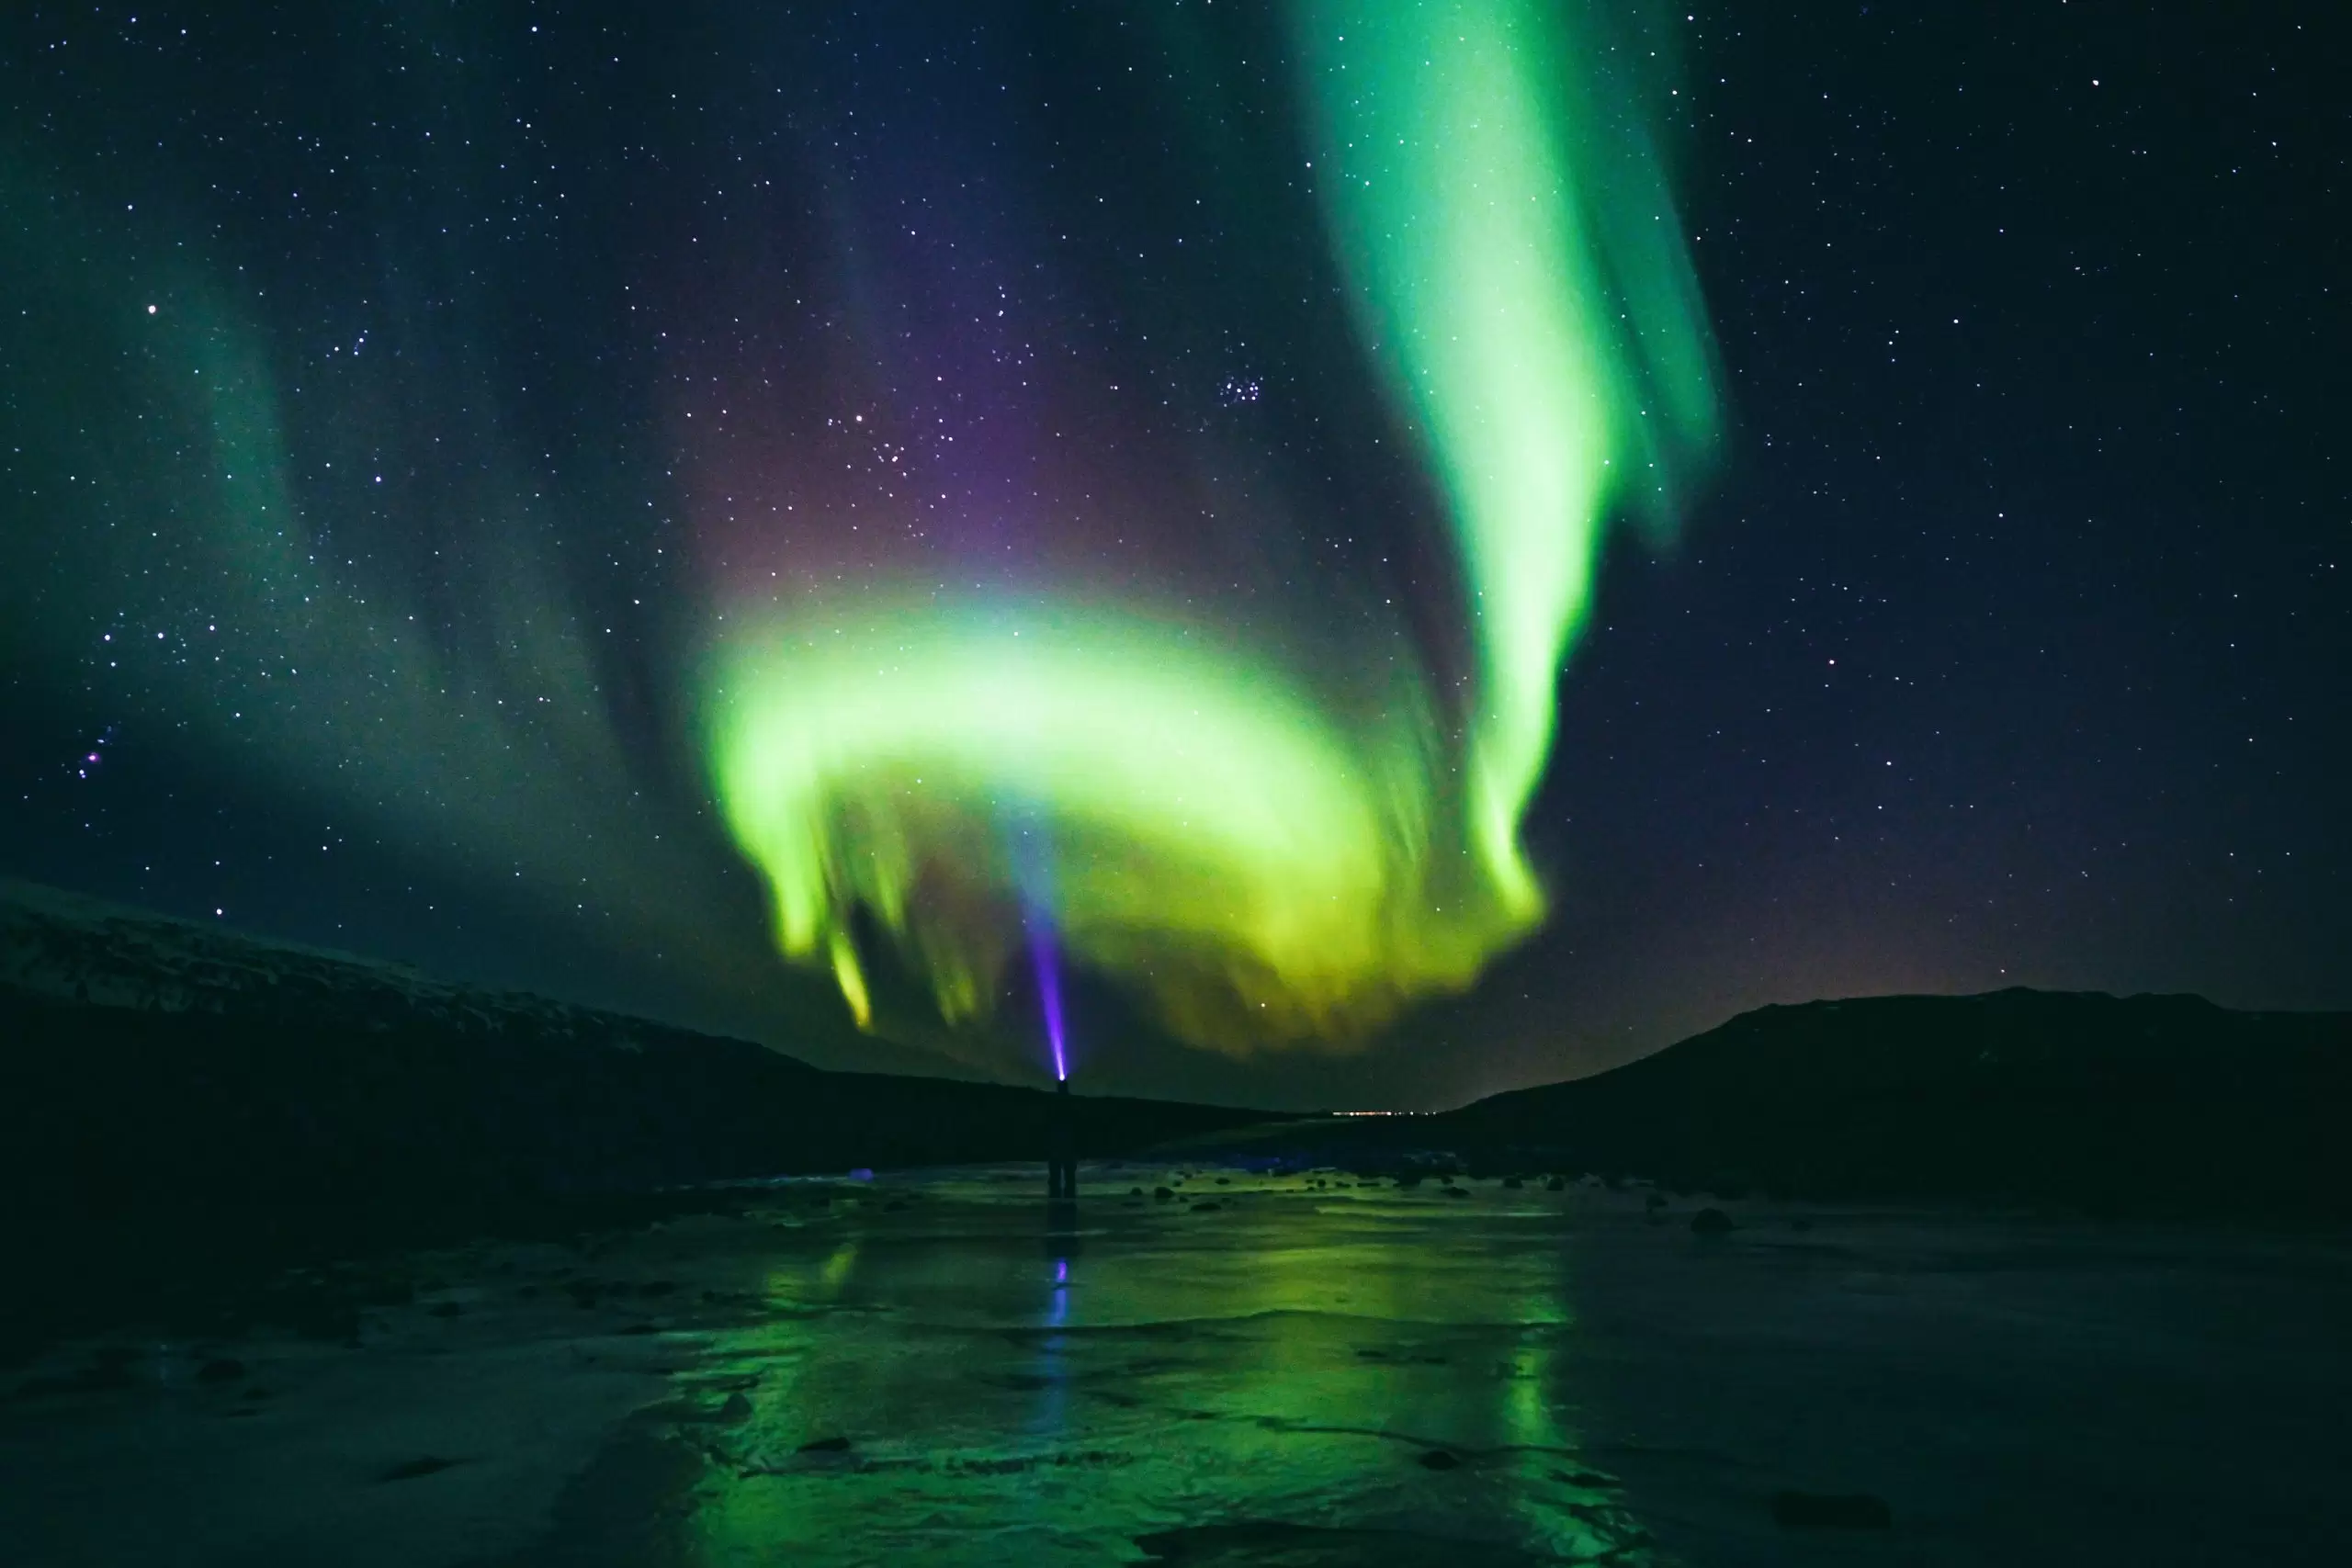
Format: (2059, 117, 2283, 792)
(4, 1168, 2347, 1566)
(650, 1172, 1645, 1565)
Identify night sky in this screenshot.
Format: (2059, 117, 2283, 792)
(3, 3, 2342, 1110)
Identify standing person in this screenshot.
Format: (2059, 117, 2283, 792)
(1047, 1077, 1077, 1200)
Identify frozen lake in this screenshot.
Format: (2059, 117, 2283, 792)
(6, 1166, 2348, 1565)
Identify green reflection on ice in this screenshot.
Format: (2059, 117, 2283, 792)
(671, 1176, 1647, 1565)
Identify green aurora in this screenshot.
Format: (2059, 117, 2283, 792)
(1, 0, 1713, 1064)
(705, 0, 1716, 1050)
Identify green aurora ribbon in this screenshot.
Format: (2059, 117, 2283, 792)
(706, 0, 1717, 1051)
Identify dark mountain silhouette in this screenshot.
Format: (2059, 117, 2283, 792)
(0, 884, 1277, 1345)
(1446, 990, 2348, 1213)
(9, 880, 2346, 1348)
(1244, 991, 2349, 1220)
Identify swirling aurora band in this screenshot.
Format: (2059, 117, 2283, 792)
(707, 0, 1716, 1053)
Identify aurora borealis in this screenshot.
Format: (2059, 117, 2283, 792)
(4, 2, 2342, 1101)
(6, 0, 1717, 1060)
(707, 0, 1715, 1049)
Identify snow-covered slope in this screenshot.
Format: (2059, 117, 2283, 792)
(0, 878, 720, 1055)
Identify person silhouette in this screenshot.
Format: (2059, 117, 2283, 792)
(1046, 1077, 1078, 1200)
